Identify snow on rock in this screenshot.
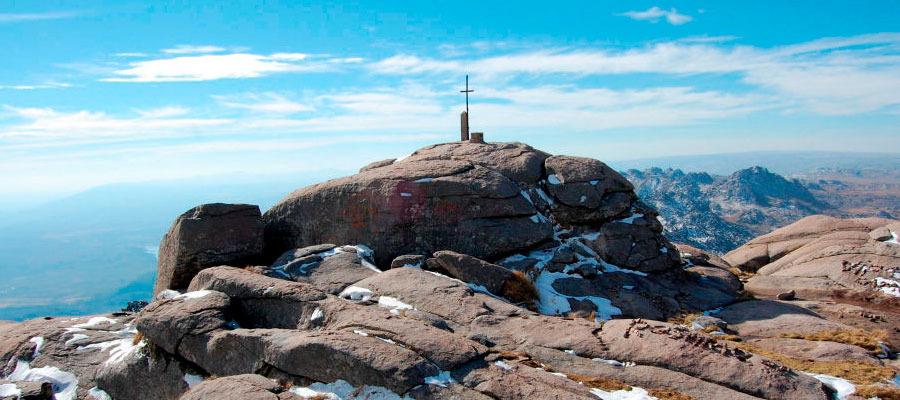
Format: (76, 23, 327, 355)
(339, 286, 374, 301)
(589, 386, 657, 400)
(5, 360, 78, 400)
(70, 317, 117, 329)
(494, 360, 513, 371)
(0, 383, 20, 398)
(175, 290, 214, 300)
(887, 231, 899, 245)
(310, 308, 324, 322)
(424, 371, 456, 388)
(617, 213, 644, 225)
(88, 387, 113, 400)
(29, 336, 44, 358)
(876, 277, 900, 297)
(289, 379, 412, 400)
(802, 372, 855, 400)
(413, 177, 433, 183)
(547, 174, 562, 185)
(156, 289, 181, 300)
(534, 270, 621, 320)
(65, 334, 89, 347)
(378, 296, 414, 315)
(183, 373, 204, 388)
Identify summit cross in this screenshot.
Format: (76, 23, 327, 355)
(460, 74, 474, 115)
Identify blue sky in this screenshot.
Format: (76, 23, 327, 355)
(2, 0, 900, 200)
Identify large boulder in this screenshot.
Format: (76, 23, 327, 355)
(262, 142, 676, 273)
(154, 203, 265, 295)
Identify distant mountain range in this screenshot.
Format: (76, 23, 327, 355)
(622, 165, 900, 254)
(610, 151, 900, 176)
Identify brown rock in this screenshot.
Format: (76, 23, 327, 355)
(154, 203, 264, 295)
(777, 290, 796, 301)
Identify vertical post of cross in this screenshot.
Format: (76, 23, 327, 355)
(460, 74, 474, 142)
(460, 111, 469, 141)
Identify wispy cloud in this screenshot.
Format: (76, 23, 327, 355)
(162, 45, 227, 54)
(617, 7, 693, 25)
(104, 53, 320, 82)
(368, 33, 900, 115)
(0, 11, 81, 23)
(0, 82, 72, 90)
(215, 92, 314, 113)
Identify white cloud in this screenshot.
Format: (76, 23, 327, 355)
(1, 106, 231, 140)
(135, 106, 190, 118)
(162, 45, 227, 54)
(113, 52, 148, 57)
(0, 11, 80, 23)
(368, 33, 900, 115)
(618, 7, 693, 25)
(216, 93, 314, 113)
(104, 53, 310, 82)
(269, 52, 309, 61)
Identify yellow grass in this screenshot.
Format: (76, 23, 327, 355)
(729, 342, 895, 385)
(502, 270, 540, 304)
(778, 329, 889, 352)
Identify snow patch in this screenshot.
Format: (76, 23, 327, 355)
(400, 192, 412, 197)
(589, 386, 656, 399)
(425, 370, 456, 388)
(535, 188, 555, 205)
(5, 360, 78, 400)
(547, 174, 562, 185)
(29, 337, 44, 358)
(580, 195, 587, 203)
(887, 231, 899, 245)
(520, 190, 534, 205)
(617, 213, 644, 224)
(310, 308, 324, 322)
(494, 360, 513, 371)
(803, 372, 855, 400)
(290, 379, 412, 400)
(339, 286, 374, 301)
(157, 289, 181, 300)
(183, 373, 203, 388)
(71, 317, 117, 329)
(876, 277, 900, 297)
(353, 329, 369, 337)
(0, 384, 20, 398)
(378, 296, 414, 315)
(64, 334, 89, 347)
(413, 177, 433, 183)
(175, 290, 213, 300)
(88, 387, 113, 400)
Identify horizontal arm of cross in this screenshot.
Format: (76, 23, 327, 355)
(460, 89, 474, 93)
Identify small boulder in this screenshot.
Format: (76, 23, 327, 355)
(153, 203, 264, 295)
(777, 290, 796, 301)
(391, 254, 426, 269)
(180, 374, 294, 400)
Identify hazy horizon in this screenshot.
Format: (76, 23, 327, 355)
(2, 1, 900, 200)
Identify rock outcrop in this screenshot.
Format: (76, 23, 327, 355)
(6, 141, 888, 400)
(154, 203, 265, 295)
(726, 215, 900, 303)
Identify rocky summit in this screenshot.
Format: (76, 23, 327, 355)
(4, 141, 897, 400)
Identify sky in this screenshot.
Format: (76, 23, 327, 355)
(2, 0, 900, 201)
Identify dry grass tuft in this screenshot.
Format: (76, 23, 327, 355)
(666, 312, 702, 326)
(778, 329, 889, 352)
(648, 389, 698, 400)
(729, 342, 895, 385)
(132, 331, 144, 346)
(502, 270, 540, 304)
(735, 291, 756, 302)
(564, 373, 630, 391)
(855, 384, 900, 400)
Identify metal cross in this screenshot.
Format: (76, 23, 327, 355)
(460, 74, 474, 115)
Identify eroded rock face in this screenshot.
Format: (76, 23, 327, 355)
(1, 265, 837, 400)
(154, 203, 265, 295)
(726, 215, 900, 307)
(262, 142, 675, 273)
